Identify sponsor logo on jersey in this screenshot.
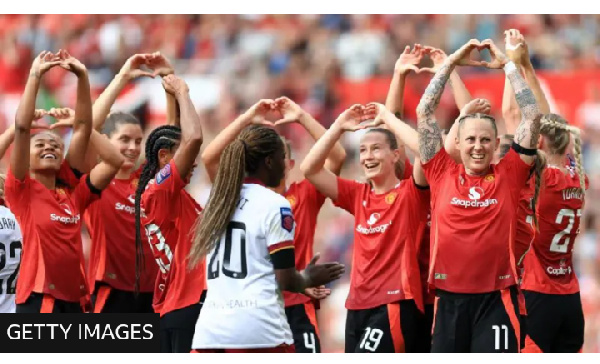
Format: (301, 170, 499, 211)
(115, 195, 136, 215)
(367, 213, 380, 225)
(286, 195, 297, 208)
(484, 174, 495, 182)
(50, 212, 80, 224)
(280, 207, 294, 233)
(385, 192, 397, 204)
(60, 203, 73, 216)
(547, 264, 572, 276)
(435, 273, 447, 280)
(451, 186, 498, 208)
(356, 220, 392, 235)
(156, 164, 171, 185)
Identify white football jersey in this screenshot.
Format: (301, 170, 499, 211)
(0, 205, 23, 313)
(192, 183, 295, 349)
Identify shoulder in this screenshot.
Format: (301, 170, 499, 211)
(248, 184, 290, 207)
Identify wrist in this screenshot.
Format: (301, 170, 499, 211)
(503, 61, 517, 73)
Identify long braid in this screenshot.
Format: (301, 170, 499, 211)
(189, 125, 283, 268)
(531, 150, 547, 231)
(570, 127, 586, 201)
(134, 125, 181, 294)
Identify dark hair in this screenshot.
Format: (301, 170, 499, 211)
(102, 112, 141, 137)
(189, 125, 283, 267)
(364, 128, 405, 180)
(457, 113, 498, 137)
(133, 125, 182, 293)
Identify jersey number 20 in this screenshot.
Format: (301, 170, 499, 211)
(0, 241, 22, 294)
(208, 221, 248, 280)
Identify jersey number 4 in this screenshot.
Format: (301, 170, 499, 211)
(0, 241, 22, 294)
(208, 221, 248, 280)
(550, 208, 582, 253)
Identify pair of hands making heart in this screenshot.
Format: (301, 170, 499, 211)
(395, 38, 514, 76)
(242, 97, 312, 127)
(30, 49, 87, 78)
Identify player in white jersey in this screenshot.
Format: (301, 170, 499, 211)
(0, 175, 23, 313)
(188, 122, 345, 353)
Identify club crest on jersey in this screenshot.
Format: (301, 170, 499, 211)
(385, 192, 397, 204)
(56, 188, 66, 196)
(131, 178, 139, 189)
(286, 195, 297, 208)
(280, 207, 294, 233)
(484, 174, 495, 182)
(156, 164, 171, 185)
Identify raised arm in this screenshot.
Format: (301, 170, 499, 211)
(146, 52, 179, 127)
(445, 98, 492, 162)
(481, 39, 541, 164)
(422, 47, 473, 111)
(55, 50, 93, 173)
(201, 100, 275, 182)
(11, 52, 61, 180)
(0, 111, 48, 161)
(163, 75, 203, 181)
(274, 97, 347, 175)
(299, 105, 366, 200)
(364, 102, 419, 155)
(386, 44, 425, 118)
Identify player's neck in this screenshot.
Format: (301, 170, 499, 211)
(546, 153, 568, 170)
(371, 173, 400, 194)
(115, 167, 133, 180)
(31, 170, 56, 190)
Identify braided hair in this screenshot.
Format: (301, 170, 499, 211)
(189, 125, 283, 268)
(540, 113, 586, 200)
(133, 125, 181, 293)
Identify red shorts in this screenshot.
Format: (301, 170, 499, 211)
(191, 344, 295, 353)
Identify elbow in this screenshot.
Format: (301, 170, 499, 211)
(416, 104, 430, 121)
(299, 160, 316, 178)
(188, 132, 203, 149)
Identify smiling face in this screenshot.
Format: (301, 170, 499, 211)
(109, 122, 143, 170)
(359, 130, 401, 184)
(456, 117, 499, 175)
(30, 131, 64, 172)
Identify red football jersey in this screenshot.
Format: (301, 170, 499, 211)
(422, 148, 531, 293)
(4, 170, 98, 303)
(334, 176, 428, 311)
(85, 167, 158, 293)
(416, 208, 434, 305)
(283, 179, 326, 307)
(520, 167, 588, 295)
(515, 179, 535, 278)
(141, 160, 206, 316)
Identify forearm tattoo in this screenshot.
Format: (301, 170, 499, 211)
(506, 68, 541, 148)
(416, 63, 452, 162)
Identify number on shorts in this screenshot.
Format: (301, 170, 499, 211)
(303, 332, 316, 353)
(359, 327, 383, 352)
(145, 223, 173, 274)
(208, 221, 248, 280)
(549, 209, 581, 253)
(492, 324, 508, 351)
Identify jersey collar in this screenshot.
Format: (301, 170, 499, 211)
(243, 177, 266, 187)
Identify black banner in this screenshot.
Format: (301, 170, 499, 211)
(0, 314, 160, 353)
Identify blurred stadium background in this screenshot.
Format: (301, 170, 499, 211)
(0, 14, 599, 352)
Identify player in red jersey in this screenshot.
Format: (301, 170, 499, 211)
(390, 44, 481, 352)
(200, 97, 346, 352)
(520, 114, 587, 353)
(189, 124, 344, 353)
(301, 101, 430, 353)
(5, 50, 124, 313)
(54, 53, 176, 313)
(133, 74, 205, 353)
(417, 39, 543, 352)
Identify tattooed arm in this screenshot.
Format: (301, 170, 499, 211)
(416, 60, 451, 163)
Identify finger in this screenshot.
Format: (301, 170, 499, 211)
(464, 60, 485, 67)
(308, 253, 321, 266)
(402, 45, 410, 55)
(418, 67, 435, 74)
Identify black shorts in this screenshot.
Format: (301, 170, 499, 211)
(431, 286, 521, 353)
(522, 290, 584, 353)
(91, 283, 154, 313)
(345, 300, 421, 353)
(285, 302, 320, 353)
(415, 303, 434, 353)
(16, 293, 82, 313)
(160, 291, 206, 353)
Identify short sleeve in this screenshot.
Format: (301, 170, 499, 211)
(297, 179, 326, 211)
(333, 177, 363, 215)
(57, 161, 82, 190)
(151, 160, 186, 194)
(4, 168, 31, 216)
(141, 160, 186, 226)
(71, 175, 101, 213)
(420, 148, 457, 188)
(265, 198, 295, 253)
(405, 178, 431, 223)
(497, 148, 534, 197)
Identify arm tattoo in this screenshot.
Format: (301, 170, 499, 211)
(418, 116, 443, 163)
(506, 68, 541, 148)
(416, 62, 452, 162)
